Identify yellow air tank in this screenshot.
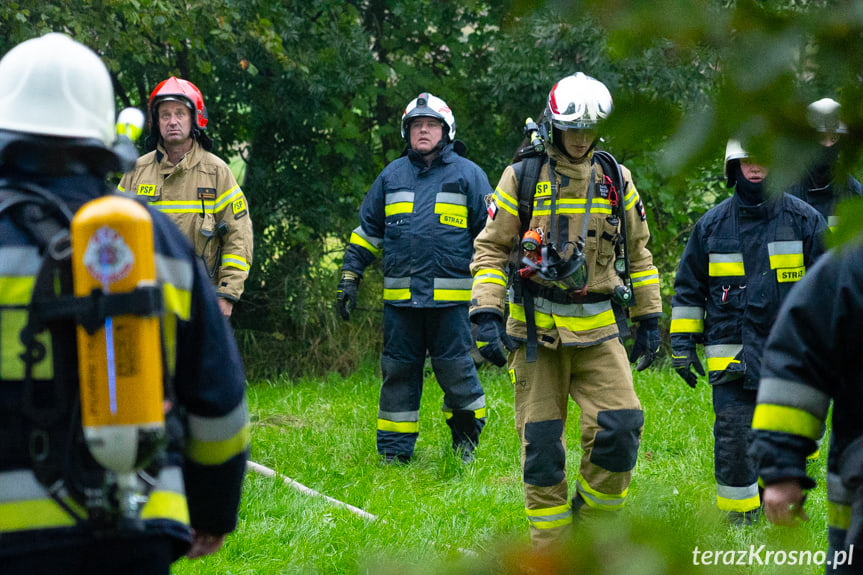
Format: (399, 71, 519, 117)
(71, 195, 164, 479)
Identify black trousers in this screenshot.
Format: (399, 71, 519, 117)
(0, 536, 177, 575)
(377, 305, 485, 458)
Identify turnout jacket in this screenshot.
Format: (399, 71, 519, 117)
(118, 140, 253, 302)
(788, 175, 863, 231)
(342, 143, 491, 307)
(470, 146, 662, 348)
(750, 243, 863, 532)
(670, 192, 826, 389)
(0, 174, 250, 556)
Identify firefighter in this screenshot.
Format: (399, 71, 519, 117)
(336, 93, 492, 463)
(670, 139, 826, 525)
(470, 73, 663, 548)
(118, 76, 253, 317)
(750, 241, 863, 574)
(0, 34, 249, 574)
(788, 98, 863, 231)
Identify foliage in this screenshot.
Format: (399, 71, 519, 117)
(2, 1, 863, 373)
(172, 361, 829, 574)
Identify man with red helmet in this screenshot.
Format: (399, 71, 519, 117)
(119, 77, 253, 317)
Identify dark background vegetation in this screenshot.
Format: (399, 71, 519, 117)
(3, 0, 863, 378)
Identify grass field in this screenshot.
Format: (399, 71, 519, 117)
(173, 357, 831, 574)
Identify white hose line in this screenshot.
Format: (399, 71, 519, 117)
(247, 460, 477, 557)
(246, 460, 379, 522)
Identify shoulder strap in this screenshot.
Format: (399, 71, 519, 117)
(514, 154, 546, 236)
(511, 154, 546, 364)
(592, 151, 636, 309)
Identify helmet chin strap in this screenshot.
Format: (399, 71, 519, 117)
(409, 138, 446, 161)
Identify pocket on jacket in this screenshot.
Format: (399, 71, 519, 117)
(195, 212, 219, 274)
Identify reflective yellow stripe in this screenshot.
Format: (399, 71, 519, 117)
(554, 309, 616, 332)
(383, 288, 411, 301)
(632, 277, 658, 287)
(163, 283, 191, 321)
(706, 356, 741, 371)
(434, 203, 468, 218)
(509, 303, 555, 329)
(377, 419, 419, 433)
(472, 268, 507, 287)
(624, 187, 639, 211)
(350, 232, 382, 257)
(0, 499, 77, 531)
(433, 289, 471, 301)
(384, 202, 413, 216)
(493, 187, 518, 216)
(770, 253, 804, 269)
(576, 473, 627, 509)
(530, 515, 572, 529)
(752, 404, 823, 440)
(221, 254, 250, 271)
(526, 503, 570, 517)
(215, 186, 242, 211)
(186, 423, 251, 466)
(670, 318, 703, 334)
(0, 276, 35, 305)
(149, 200, 214, 213)
(140, 489, 190, 525)
(1, 310, 53, 380)
(443, 407, 487, 420)
(709, 262, 745, 276)
(526, 503, 573, 529)
(631, 269, 659, 288)
(717, 494, 760, 513)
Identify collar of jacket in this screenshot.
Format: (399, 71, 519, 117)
(155, 139, 203, 170)
(732, 189, 779, 219)
(407, 142, 455, 169)
(547, 144, 591, 181)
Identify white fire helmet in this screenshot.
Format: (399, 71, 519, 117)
(544, 73, 613, 137)
(807, 97, 847, 134)
(401, 92, 456, 142)
(724, 139, 749, 187)
(0, 33, 116, 147)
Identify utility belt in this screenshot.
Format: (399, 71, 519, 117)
(512, 276, 629, 363)
(518, 278, 611, 306)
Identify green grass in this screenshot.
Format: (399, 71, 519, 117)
(172, 358, 830, 574)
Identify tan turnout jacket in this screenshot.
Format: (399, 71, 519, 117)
(119, 140, 253, 302)
(470, 146, 662, 348)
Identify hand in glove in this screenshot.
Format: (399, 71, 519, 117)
(671, 344, 705, 388)
(628, 317, 661, 371)
(336, 271, 360, 321)
(473, 312, 516, 367)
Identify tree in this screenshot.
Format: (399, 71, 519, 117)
(3, 0, 862, 375)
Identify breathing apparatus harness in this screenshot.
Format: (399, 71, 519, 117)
(510, 119, 634, 362)
(0, 178, 172, 533)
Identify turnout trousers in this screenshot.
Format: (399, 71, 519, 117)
(377, 305, 486, 460)
(508, 338, 643, 548)
(712, 381, 760, 515)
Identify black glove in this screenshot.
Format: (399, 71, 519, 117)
(628, 317, 661, 371)
(336, 271, 360, 321)
(671, 344, 705, 388)
(473, 312, 516, 367)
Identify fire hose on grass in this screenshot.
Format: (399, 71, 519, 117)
(246, 460, 379, 521)
(245, 460, 478, 557)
